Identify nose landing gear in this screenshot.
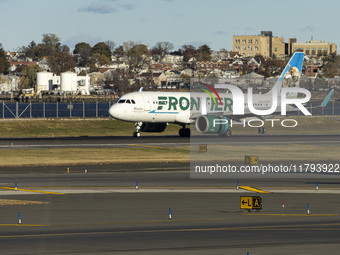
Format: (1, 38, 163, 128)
(133, 122, 142, 137)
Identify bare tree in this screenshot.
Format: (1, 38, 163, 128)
(151, 41, 174, 62)
(104, 69, 132, 97)
(105, 40, 116, 55)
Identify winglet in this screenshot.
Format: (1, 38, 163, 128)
(139, 87, 143, 92)
(321, 89, 334, 107)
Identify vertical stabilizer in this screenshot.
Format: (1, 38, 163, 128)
(268, 52, 304, 98)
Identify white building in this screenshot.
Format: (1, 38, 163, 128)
(36, 71, 90, 95)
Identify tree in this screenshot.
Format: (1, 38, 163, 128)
(257, 58, 285, 77)
(87, 53, 110, 72)
(105, 40, 116, 54)
(113, 45, 124, 56)
(42, 33, 61, 52)
(104, 69, 131, 97)
(151, 41, 174, 62)
(0, 47, 10, 74)
(73, 42, 92, 54)
(181, 44, 197, 62)
(323, 54, 340, 78)
(21, 41, 37, 59)
(74, 43, 92, 67)
(124, 41, 150, 75)
(21, 34, 62, 60)
(196, 44, 212, 61)
(47, 52, 75, 75)
(92, 42, 112, 60)
(18, 65, 42, 90)
(61, 45, 70, 53)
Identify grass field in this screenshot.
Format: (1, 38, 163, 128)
(0, 117, 339, 167)
(0, 116, 339, 138)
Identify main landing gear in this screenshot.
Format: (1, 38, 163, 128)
(258, 127, 266, 134)
(220, 129, 232, 137)
(179, 125, 190, 137)
(133, 122, 142, 137)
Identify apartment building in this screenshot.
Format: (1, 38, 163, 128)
(292, 40, 337, 56)
(233, 31, 285, 58)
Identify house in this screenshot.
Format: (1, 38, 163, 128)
(194, 60, 231, 72)
(162, 54, 183, 64)
(0, 75, 19, 93)
(149, 62, 174, 71)
(9, 60, 37, 72)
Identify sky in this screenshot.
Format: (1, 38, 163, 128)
(1, 0, 340, 52)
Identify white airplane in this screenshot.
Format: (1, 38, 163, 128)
(109, 52, 333, 137)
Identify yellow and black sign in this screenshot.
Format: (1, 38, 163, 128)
(199, 144, 207, 153)
(245, 155, 259, 165)
(240, 196, 262, 210)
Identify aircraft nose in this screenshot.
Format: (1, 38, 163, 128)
(109, 104, 118, 118)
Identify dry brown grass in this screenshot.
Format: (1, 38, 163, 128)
(0, 199, 49, 206)
(0, 116, 339, 138)
(0, 147, 190, 167)
(191, 144, 339, 162)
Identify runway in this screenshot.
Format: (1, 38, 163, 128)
(0, 178, 340, 254)
(0, 134, 339, 254)
(0, 134, 339, 149)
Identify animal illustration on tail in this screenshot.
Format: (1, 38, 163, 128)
(282, 65, 300, 88)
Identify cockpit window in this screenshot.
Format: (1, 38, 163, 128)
(117, 99, 135, 104)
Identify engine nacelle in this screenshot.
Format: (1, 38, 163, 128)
(195, 115, 229, 134)
(140, 122, 167, 132)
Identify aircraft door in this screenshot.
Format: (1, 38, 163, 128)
(143, 95, 152, 111)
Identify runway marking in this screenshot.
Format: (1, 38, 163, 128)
(1, 222, 340, 238)
(2, 213, 338, 229)
(0, 224, 50, 227)
(289, 143, 314, 147)
(0, 187, 66, 195)
(245, 214, 339, 217)
(128, 144, 164, 149)
(239, 186, 271, 193)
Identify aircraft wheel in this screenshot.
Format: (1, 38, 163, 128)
(179, 128, 190, 137)
(179, 128, 185, 137)
(258, 127, 266, 134)
(221, 129, 232, 137)
(133, 132, 141, 137)
(225, 129, 232, 137)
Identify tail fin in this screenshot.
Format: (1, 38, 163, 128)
(321, 89, 334, 107)
(269, 52, 304, 97)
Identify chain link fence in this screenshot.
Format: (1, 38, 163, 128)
(0, 101, 339, 119)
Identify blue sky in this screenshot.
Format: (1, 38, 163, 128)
(1, 0, 340, 52)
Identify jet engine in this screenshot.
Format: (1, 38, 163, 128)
(195, 115, 230, 135)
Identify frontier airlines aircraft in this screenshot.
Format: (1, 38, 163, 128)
(109, 52, 333, 137)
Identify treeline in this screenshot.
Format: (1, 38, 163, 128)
(0, 33, 215, 93)
(2, 33, 340, 94)
(17, 33, 214, 74)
